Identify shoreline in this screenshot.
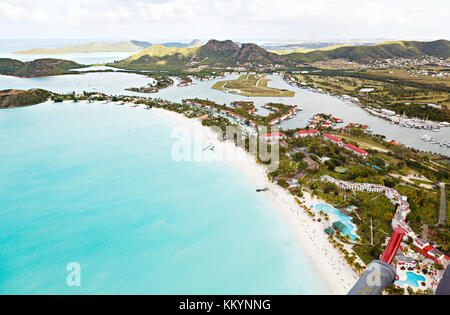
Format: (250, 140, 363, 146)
(151, 106, 361, 295)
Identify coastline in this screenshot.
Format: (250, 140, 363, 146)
(151, 106, 361, 295)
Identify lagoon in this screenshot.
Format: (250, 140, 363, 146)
(0, 71, 448, 156)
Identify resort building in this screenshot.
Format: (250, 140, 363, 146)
(344, 143, 369, 158)
(323, 134, 344, 146)
(332, 221, 346, 232)
(432, 270, 445, 287)
(303, 157, 319, 170)
(395, 251, 417, 269)
(321, 175, 384, 193)
(294, 129, 320, 138)
(268, 118, 280, 126)
(413, 238, 448, 265)
(323, 175, 449, 267)
(324, 227, 335, 236)
(260, 132, 287, 143)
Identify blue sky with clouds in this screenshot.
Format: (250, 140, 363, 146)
(1, 0, 449, 41)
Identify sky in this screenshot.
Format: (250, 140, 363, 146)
(1, 0, 449, 42)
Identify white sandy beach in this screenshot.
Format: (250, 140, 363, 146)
(151, 106, 361, 295)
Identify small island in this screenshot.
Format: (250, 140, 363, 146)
(0, 58, 84, 77)
(212, 74, 295, 97)
(0, 89, 51, 109)
(126, 76, 174, 94)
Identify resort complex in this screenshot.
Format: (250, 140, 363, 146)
(321, 175, 448, 289)
(183, 98, 299, 128)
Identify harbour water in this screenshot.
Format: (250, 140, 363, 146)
(0, 71, 447, 156)
(0, 102, 327, 294)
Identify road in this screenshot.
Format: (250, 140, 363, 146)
(422, 224, 428, 241)
(438, 183, 446, 226)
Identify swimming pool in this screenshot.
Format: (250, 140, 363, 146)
(395, 272, 426, 288)
(312, 203, 359, 241)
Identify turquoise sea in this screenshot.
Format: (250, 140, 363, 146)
(0, 101, 327, 294)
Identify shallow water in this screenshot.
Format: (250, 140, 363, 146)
(0, 101, 327, 294)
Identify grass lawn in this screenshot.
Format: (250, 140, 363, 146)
(410, 178, 434, 186)
(334, 134, 390, 152)
(212, 74, 295, 97)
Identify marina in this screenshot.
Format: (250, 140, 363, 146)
(421, 135, 450, 148)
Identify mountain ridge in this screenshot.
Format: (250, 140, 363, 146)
(113, 39, 290, 70)
(283, 39, 450, 63)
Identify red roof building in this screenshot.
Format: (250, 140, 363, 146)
(260, 132, 287, 142)
(344, 143, 369, 157)
(323, 134, 344, 146)
(295, 129, 319, 138)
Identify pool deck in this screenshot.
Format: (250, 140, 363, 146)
(312, 203, 359, 242)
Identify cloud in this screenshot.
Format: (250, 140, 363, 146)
(0, 2, 50, 22)
(0, 0, 449, 40)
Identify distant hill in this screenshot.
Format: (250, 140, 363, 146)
(0, 58, 83, 77)
(13, 41, 152, 55)
(130, 40, 153, 49)
(283, 40, 450, 63)
(13, 40, 204, 55)
(0, 89, 51, 109)
(112, 39, 290, 70)
(261, 39, 387, 51)
(161, 39, 204, 48)
(269, 44, 354, 55)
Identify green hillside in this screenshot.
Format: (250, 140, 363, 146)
(0, 89, 51, 109)
(0, 58, 84, 77)
(284, 40, 450, 63)
(111, 40, 290, 71)
(126, 45, 199, 60)
(270, 44, 353, 55)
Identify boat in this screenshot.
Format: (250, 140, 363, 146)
(421, 135, 432, 142)
(256, 188, 269, 192)
(203, 143, 214, 151)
